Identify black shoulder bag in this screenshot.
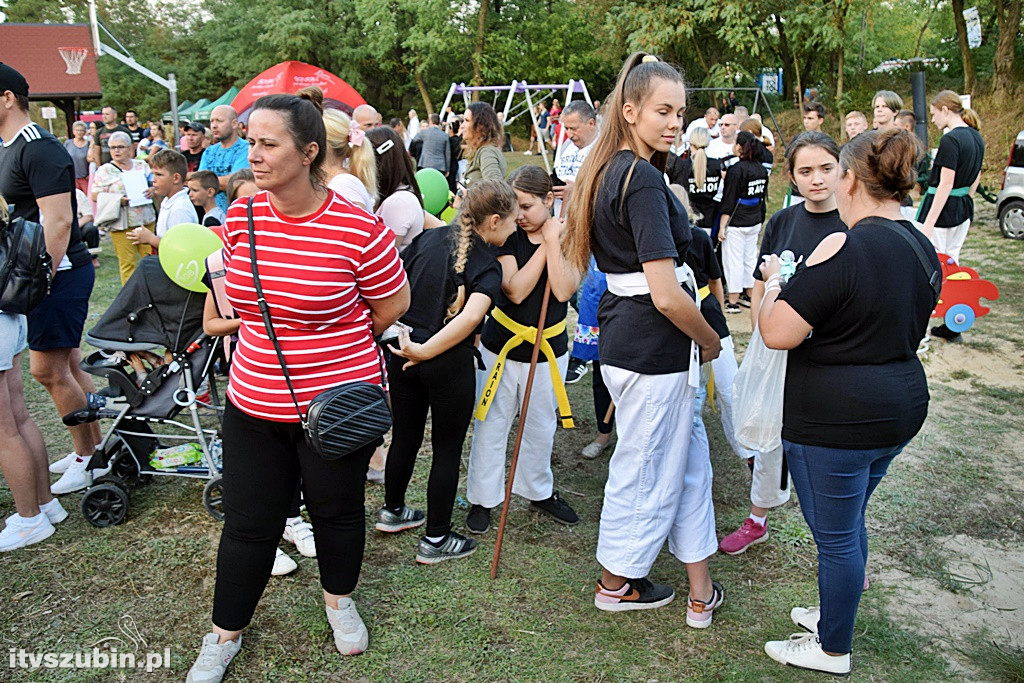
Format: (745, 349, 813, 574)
(0, 215, 53, 315)
(246, 198, 392, 459)
(860, 217, 942, 306)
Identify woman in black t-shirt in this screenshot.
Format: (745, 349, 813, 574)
(465, 165, 582, 534)
(379, 179, 515, 565)
(718, 131, 769, 313)
(562, 53, 723, 621)
(676, 126, 721, 231)
(758, 129, 935, 676)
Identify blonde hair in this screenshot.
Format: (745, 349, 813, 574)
(446, 179, 516, 320)
(846, 110, 868, 124)
(688, 126, 710, 188)
(564, 52, 685, 273)
(0, 194, 8, 226)
(668, 183, 696, 220)
(739, 118, 771, 147)
(930, 90, 981, 130)
(323, 108, 378, 198)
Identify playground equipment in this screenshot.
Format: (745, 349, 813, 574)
(932, 253, 999, 333)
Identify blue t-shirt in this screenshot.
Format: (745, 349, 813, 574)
(198, 137, 250, 212)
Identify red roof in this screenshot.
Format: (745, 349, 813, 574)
(0, 24, 101, 99)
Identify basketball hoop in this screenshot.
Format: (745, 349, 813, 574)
(58, 47, 90, 75)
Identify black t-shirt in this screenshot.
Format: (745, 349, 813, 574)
(918, 126, 985, 227)
(777, 218, 935, 448)
(183, 149, 204, 174)
(720, 159, 768, 226)
(0, 124, 90, 269)
(754, 205, 847, 281)
(675, 156, 722, 229)
(93, 124, 131, 165)
(686, 226, 729, 339)
(480, 227, 568, 362)
(592, 150, 694, 375)
(126, 125, 145, 146)
(399, 224, 502, 346)
(761, 147, 774, 172)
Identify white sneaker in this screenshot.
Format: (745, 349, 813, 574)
(283, 517, 317, 557)
(366, 467, 385, 484)
(50, 456, 111, 495)
(186, 632, 242, 683)
(0, 512, 56, 552)
(326, 598, 368, 655)
(764, 632, 851, 675)
(49, 451, 78, 474)
(39, 498, 69, 525)
(271, 548, 297, 576)
(791, 606, 820, 633)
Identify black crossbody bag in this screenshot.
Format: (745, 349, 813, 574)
(246, 198, 392, 459)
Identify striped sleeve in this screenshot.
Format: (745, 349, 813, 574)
(357, 215, 407, 300)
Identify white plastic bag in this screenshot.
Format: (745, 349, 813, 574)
(732, 323, 788, 452)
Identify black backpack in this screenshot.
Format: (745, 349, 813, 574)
(0, 216, 53, 315)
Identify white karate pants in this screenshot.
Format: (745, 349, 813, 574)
(929, 218, 970, 264)
(722, 224, 760, 294)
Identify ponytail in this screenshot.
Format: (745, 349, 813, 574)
(688, 126, 710, 188)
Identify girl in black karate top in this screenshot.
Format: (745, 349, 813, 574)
(676, 126, 722, 233)
(718, 130, 768, 313)
(378, 179, 516, 565)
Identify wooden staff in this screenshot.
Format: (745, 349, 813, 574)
(491, 281, 552, 579)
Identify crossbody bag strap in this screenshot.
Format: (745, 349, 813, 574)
(860, 216, 942, 304)
(246, 197, 308, 425)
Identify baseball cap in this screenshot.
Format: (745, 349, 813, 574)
(184, 121, 205, 133)
(0, 63, 30, 97)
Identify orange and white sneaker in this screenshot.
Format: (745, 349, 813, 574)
(686, 581, 724, 628)
(594, 577, 675, 612)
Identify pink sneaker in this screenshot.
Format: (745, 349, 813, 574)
(719, 518, 768, 555)
(686, 581, 724, 628)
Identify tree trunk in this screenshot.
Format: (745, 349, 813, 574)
(415, 69, 434, 117)
(951, 0, 977, 96)
(471, 0, 488, 97)
(836, 44, 845, 124)
(993, 0, 1022, 94)
(774, 14, 796, 102)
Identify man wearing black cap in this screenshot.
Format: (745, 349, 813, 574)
(0, 62, 104, 494)
(182, 121, 205, 174)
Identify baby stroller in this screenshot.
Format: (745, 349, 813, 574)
(62, 256, 226, 527)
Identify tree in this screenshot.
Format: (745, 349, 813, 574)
(992, 0, 1022, 94)
(951, 0, 978, 95)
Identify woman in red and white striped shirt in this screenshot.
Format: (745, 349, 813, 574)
(187, 87, 409, 683)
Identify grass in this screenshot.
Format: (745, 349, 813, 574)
(2, 152, 1022, 681)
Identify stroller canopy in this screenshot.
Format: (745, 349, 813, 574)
(86, 256, 205, 353)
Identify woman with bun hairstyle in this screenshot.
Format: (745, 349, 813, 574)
(186, 87, 410, 682)
(563, 53, 724, 620)
(460, 102, 507, 188)
(918, 90, 984, 267)
(365, 126, 425, 252)
(464, 165, 581, 535)
(758, 128, 936, 675)
(323, 108, 378, 211)
(719, 131, 847, 558)
(377, 179, 516, 565)
(718, 130, 769, 313)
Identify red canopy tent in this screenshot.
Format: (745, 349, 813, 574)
(231, 61, 366, 122)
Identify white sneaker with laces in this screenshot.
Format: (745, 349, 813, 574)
(39, 498, 69, 525)
(764, 632, 851, 675)
(283, 517, 317, 557)
(50, 456, 111, 495)
(0, 512, 56, 552)
(271, 548, 297, 576)
(326, 598, 368, 655)
(791, 605, 820, 633)
(48, 451, 77, 474)
(186, 633, 242, 683)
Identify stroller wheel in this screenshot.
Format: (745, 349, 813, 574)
(111, 451, 152, 486)
(81, 476, 130, 527)
(203, 475, 225, 522)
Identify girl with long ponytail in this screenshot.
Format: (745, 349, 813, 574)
(562, 53, 724, 622)
(379, 178, 517, 565)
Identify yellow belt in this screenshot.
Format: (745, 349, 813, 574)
(698, 285, 717, 411)
(475, 307, 575, 428)
(699, 285, 710, 300)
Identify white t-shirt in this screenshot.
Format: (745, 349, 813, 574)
(706, 137, 736, 161)
(685, 117, 721, 140)
(156, 187, 198, 237)
(328, 173, 375, 212)
(377, 189, 424, 253)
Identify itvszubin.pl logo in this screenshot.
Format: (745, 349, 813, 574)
(8, 614, 170, 672)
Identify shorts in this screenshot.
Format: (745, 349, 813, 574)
(0, 313, 28, 370)
(27, 264, 94, 351)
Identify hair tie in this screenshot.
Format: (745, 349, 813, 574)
(641, 54, 659, 63)
(348, 127, 365, 148)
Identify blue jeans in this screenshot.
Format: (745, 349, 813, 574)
(784, 439, 908, 654)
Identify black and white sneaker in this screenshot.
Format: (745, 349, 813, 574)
(564, 358, 588, 384)
(594, 576, 675, 612)
(375, 505, 426, 533)
(725, 303, 742, 314)
(466, 504, 491, 534)
(415, 532, 478, 564)
(738, 292, 752, 308)
(530, 491, 579, 525)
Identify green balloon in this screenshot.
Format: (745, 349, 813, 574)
(440, 206, 457, 224)
(415, 168, 450, 216)
(158, 223, 224, 293)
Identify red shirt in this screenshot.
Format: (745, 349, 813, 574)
(223, 190, 407, 421)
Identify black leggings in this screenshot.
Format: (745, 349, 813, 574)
(384, 344, 476, 537)
(212, 401, 374, 631)
(593, 360, 614, 435)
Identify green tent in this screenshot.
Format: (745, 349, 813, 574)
(161, 100, 192, 123)
(177, 98, 211, 121)
(193, 87, 240, 121)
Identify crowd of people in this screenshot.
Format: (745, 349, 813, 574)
(0, 51, 988, 681)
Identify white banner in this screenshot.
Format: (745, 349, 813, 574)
(964, 6, 982, 49)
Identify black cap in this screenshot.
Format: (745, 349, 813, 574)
(184, 121, 205, 133)
(0, 62, 29, 97)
